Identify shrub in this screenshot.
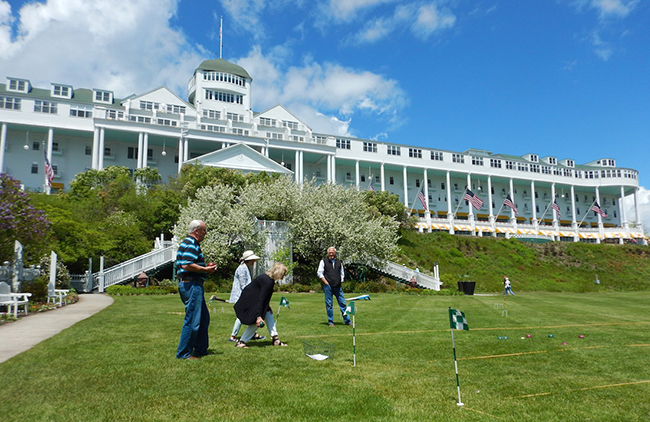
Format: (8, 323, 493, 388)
(20, 277, 49, 302)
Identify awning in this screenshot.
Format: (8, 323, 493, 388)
(431, 223, 450, 230)
(495, 227, 517, 234)
(475, 226, 494, 232)
(454, 225, 473, 231)
(517, 228, 537, 235)
(578, 232, 601, 239)
(630, 232, 645, 239)
(538, 230, 555, 236)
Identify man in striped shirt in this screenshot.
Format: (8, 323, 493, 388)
(176, 220, 217, 359)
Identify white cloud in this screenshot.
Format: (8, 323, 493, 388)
(326, 0, 396, 22)
(589, 0, 639, 20)
(235, 45, 408, 135)
(411, 3, 456, 39)
(0, 0, 204, 97)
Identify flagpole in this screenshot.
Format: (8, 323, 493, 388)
(450, 327, 463, 406)
(352, 313, 356, 367)
(453, 188, 468, 216)
(276, 304, 282, 324)
(219, 16, 223, 59)
(537, 199, 553, 224)
(578, 199, 597, 228)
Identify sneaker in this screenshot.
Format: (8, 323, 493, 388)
(344, 321, 352, 326)
(328, 323, 335, 327)
(235, 340, 248, 348)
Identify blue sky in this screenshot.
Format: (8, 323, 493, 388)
(1, 0, 648, 225)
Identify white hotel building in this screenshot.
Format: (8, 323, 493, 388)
(0, 58, 645, 244)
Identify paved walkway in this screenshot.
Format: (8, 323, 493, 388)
(0, 294, 114, 364)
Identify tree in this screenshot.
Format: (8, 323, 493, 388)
(0, 173, 51, 263)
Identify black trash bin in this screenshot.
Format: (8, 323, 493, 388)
(457, 281, 466, 293)
(464, 281, 476, 295)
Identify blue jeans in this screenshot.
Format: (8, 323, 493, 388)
(324, 284, 350, 325)
(504, 286, 515, 296)
(177, 281, 210, 358)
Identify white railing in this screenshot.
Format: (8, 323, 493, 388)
(379, 261, 443, 291)
(94, 244, 176, 292)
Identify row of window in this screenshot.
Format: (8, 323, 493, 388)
(7, 78, 113, 104)
(204, 89, 243, 105)
(139, 101, 187, 114)
(203, 71, 246, 87)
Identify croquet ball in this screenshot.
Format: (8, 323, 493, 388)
(526, 334, 532, 338)
(521, 337, 525, 339)
(562, 342, 568, 345)
(259, 321, 265, 328)
(504, 336, 508, 340)
(578, 334, 584, 338)
(548, 334, 554, 338)
(209, 262, 215, 266)
(497, 336, 503, 340)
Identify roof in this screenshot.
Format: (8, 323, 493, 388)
(196, 58, 252, 80)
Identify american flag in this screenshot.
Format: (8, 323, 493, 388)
(463, 189, 483, 210)
(417, 186, 428, 210)
(551, 199, 561, 219)
(503, 194, 518, 215)
(591, 201, 607, 217)
(44, 149, 54, 186)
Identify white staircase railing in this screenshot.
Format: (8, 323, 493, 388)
(378, 261, 443, 291)
(93, 241, 176, 292)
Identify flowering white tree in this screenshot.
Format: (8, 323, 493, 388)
(175, 176, 400, 270)
(173, 184, 265, 266)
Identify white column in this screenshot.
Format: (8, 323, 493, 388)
(619, 186, 627, 228)
(177, 135, 184, 174)
(531, 181, 537, 229)
(355, 161, 360, 188)
(466, 174, 473, 219)
(98, 128, 105, 170)
(402, 166, 408, 207)
(137, 133, 143, 169)
(92, 127, 99, 170)
(142, 133, 149, 168)
(446, 171, 452, 215)
(45, 128, 54, 194)
(327, 155, 332, 183)
(295, 150, 301, 184)
(595, 187, 603, 226)
(423, 168, 431, 231)
(183, 138, 189, 162)
(551, 183, 557, 223)
(0, 123, 6, 173)
(509, 178, 515, 221)
(487, 176, 493, 220)
(570, 185, 577, 225)
(380, 163, 385, 191)
(331, 155, 336, 183)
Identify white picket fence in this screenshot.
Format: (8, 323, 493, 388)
(93, 241, 176, 292)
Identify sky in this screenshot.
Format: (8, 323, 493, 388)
(0, 0, 648, 229)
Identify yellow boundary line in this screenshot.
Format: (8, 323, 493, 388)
(518, 380, 650, 398)
(460, 344, 648, 361)
(462, 406, 504, 420)
(297, 321, 650, 339)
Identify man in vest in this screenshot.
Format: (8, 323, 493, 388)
(317, 247, 351, 327)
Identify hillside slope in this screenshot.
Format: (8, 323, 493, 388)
(397, 230, 650, 293)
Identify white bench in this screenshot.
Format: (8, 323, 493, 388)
(0, 281, 32, 318)
(48, 279, 69, 306)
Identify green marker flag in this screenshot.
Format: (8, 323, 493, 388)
(449, 308, 469, 331)
(279, 297, 290, 308)
(344, 301, 355, 316)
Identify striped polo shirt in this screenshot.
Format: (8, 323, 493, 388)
(175, 236, 207, 281)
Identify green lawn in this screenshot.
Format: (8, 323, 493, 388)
(1, 292, 649, 421)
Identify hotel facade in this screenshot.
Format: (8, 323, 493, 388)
(0, 58, 645, 244)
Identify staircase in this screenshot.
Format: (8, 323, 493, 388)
(93, 240, 176, 292)
(372, 261, 443, 291)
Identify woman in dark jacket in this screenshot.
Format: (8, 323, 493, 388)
(234, 262, 288, 348)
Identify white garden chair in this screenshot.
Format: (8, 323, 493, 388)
(0, 281, 32, 318)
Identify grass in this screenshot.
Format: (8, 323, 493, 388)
(1, 291, 649, 421)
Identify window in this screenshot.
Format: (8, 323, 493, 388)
(232, 128, 249, 136)
(94, 90, 112, 103)
(52, 85, 71, 98)
(389, 176, 394, 185)
(542, 166, 551, 175)
(85, 145, 92, 156)
(8, 79, 28, 93)
(166, 104, 187, 114)
(147, 149, 153, 160)
(530, 164, 540, 173)
(529, 154, 539, 162)
(441, 182, 445, 190)
(156, 118, 178, 126)
(227, 112, 243, 122)
(106, 109, 124, 120)
(505, 161, 514, 170)
(490, 159, 501, 168)
(314, 135, 328, 144)
(472, 156, 484, 166)
(363, 142, 377, 153)
(34, 100, 57, 114)
(452, 153, 464, 164)
(202, 71, 246, 87)
(431, 151, 443, 161)
(70, 106, 92, 118)
(128, 115, 151, 123)
(361, 175, 366, 182)
(259, 117, 276, 127)
(200, 124, 226, 133)
(31, 163, 38, 173)
(517, 162, 529, 172)
(127, 147, 136, 159)
(548, 157, 557, 165)
(51, 164, 58, 176)
(203, 109, 221, 120)
(140, 101, 160, 110)
(104, 147, 112, 157)
(32, 142, 40, 151)
(346, 172, 352, 181)
(52, 142, 60, 152)
(0, 96, 21, 110)
(387, 145, 400, 156)
(336, 139, 351, 149)
(282, 121, 298, 130)
(409, 148, 422, 158)
(415, 179, 420, 188)
(565, 159, 575, 167)
(204, 89, 243, 104)
(266, 132, 283, 140)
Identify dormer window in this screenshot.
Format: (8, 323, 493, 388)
(51, 84, 72, 99)
(528, 154, 538, 162)
(94, 89, 113, 104)
(565, 160, 574, 168)
(140, 100, 160, 111)
(7, 78, 30, 93)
